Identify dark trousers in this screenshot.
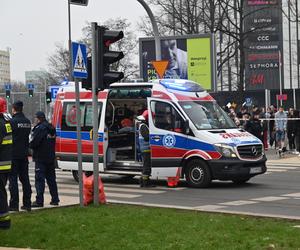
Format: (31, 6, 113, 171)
(295, 135, 300, 152)
(0, 173, 8, 214)
(287, 132, 295, 150)
(142, 152, 151, 177)
(35, 161, 59, 205)
(9, 158, 32, 208)
(0, 172, 10, 229)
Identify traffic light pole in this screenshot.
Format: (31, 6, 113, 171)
(75, 78, 84, 207)
(92, 22, 99, 205)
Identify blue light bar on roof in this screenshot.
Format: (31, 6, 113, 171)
(159, 79, 205, 92)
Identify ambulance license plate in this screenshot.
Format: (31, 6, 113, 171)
(250, 167, 262, 174)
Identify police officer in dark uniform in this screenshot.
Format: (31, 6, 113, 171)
(8, 101, 32, 211)
(30, 111, 59, 207)
(137, 110, 152, 187)
(0, 97, 12, 229)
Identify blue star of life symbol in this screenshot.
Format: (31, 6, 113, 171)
(163, 134, 176, 148)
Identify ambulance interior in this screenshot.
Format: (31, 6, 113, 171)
(105, 88, 151, 170)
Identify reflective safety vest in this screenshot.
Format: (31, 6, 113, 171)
(138, 123, 150, 153)
(0, 212, 11, 229)
(0, 116, 12, 173)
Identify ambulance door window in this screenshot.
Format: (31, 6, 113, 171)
(84, 103, 102, 130)
(150, 101, 184, 133)
(61, 102, 102, 131)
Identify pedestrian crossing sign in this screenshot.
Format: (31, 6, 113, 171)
(72, 42, 88, 79)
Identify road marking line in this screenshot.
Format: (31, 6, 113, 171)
(105, 192, 141, 198)
(194, 205, 227, 210)
(219, 200, 257, 206)
(251, 196, 289, 202)
(54, 185, 165, 195)
(267, 166, 297, 170)
(267, 169, 286, 172)
(281, 193, 300, 198)
(104, 183, 186, 191)
(105, 187, 165, 194)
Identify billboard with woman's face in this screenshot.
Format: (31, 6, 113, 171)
(139, 34, 216, 91)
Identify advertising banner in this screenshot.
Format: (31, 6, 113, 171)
(244, 0, 283, 90)
(139, 34, 215, 91)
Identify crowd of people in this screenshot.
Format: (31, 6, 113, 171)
(224, 103, 300, 156)
(0, 98, 59, 230)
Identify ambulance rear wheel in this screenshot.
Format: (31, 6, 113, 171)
(72, 170, 93, 182)
(185, 159, 211, 188)
(72, 170, 79, 182)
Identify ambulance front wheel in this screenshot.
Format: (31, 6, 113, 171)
(185, 159, 211, 188)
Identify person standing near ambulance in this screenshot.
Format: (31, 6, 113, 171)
(137, 110, 152, 187)
(8, 101, 32, 212)
(30, 111, 59, 207)
(0, 97, 12, 229)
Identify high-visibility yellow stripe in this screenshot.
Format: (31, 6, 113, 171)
(0, 215, 10, 222)
(1, 139, 12, 145)
(5, 123, 12, 133)
(0, 165, 11, 171)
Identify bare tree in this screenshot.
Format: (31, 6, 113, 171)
(47, 18, 139, 82)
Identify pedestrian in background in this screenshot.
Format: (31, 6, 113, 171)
(287, 108, 296, 152)
(275, 106, 287, 155)
(0, 97, 12, 229)
(29, 111, 59, 207)
(8, 101, 32, 212)
(293, 110, 300, 156)
(244, 112, 263, 141)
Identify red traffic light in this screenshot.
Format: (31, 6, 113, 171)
(103, 30, 124, 47)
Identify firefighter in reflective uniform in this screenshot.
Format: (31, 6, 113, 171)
(0, 97, 12, 229)
(137, 110, 152, 187)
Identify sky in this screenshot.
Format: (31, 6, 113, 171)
(0, 0, 148, 82)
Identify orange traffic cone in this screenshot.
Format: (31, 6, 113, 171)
(167, 168, 181, 188)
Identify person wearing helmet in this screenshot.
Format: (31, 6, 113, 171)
(0, 97, 12, 229)
(8, 101, 32, 212)
(137, 110, 153, 187)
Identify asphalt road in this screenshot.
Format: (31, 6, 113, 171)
(13, 149, 300, 220)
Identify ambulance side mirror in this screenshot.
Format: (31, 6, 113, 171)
(183, 120, 190, 135)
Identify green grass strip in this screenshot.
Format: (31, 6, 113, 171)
(1, 204, 300, 250)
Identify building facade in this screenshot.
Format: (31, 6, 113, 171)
(0, 49, 11, 85)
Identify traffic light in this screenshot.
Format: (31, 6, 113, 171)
(46, 91, 52, 103)
(69, 0, 89, 6)
(82, 57, 92, 90)
(5, 90, 10, 99)
(29, 89, 33, 97)
(98, 26, 124, 90)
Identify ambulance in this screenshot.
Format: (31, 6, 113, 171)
(52, 79, 267, 187)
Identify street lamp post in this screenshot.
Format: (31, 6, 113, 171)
(68, 0, 73, 81)
(137, 0, 161, 60)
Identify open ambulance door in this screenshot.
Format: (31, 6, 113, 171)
(98, 92, 109, 172)
(147, 98, 188, 178)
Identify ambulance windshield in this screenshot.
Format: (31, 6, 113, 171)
(180, 101, 236, 130)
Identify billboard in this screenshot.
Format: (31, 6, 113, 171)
(139, 34, 216, 91)
(244, 0, 283, 90)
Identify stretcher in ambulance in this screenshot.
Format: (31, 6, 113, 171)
(52, 79, 267, 187)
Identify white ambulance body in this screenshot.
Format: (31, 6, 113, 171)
(52, 79, 267, 187)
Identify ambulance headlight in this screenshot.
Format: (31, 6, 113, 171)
(214, 144, 237, 158)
